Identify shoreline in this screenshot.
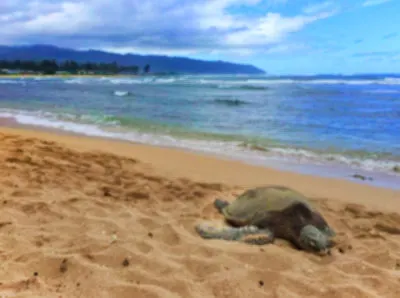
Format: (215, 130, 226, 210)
(0, 123, 399, 212)
(0, 112, 398, 191)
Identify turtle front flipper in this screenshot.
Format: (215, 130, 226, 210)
(240, 231, 275, 245)
(195, 223, 274, 245)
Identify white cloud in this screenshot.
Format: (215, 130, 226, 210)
(0, 0, 337, 56)
(98, 46, 201, 56)
(391, 54, 400, 61)
(362, 0, 392, 7)
(303, 1, 336, 14)
(264, 43, 308, 54)
(21, 2, 90, 34)
(225, 11, 335, 47)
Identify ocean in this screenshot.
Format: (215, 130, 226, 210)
(0, 74, 399, 189)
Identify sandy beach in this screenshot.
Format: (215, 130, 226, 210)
(0, 125, 399, 298)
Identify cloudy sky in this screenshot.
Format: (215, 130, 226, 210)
(0, 0, 399, 74)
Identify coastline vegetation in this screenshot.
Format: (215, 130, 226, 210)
(0, 59, 151, 75)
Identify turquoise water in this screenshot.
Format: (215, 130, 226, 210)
(0, 75, 399, 187)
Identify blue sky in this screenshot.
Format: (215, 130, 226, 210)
(0, 0, 399, 74)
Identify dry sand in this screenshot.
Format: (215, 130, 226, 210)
(0, 126, 399, 298)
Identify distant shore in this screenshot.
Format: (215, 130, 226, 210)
(0, 74, 139, 78)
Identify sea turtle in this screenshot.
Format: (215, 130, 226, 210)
(195, 185, 336, 254)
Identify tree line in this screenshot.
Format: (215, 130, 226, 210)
(0, 59, 151, 75)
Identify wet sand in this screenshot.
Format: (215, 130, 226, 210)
(0, 126, 399, 298)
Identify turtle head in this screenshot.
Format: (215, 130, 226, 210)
(214, 198, 230, 213)
(299, 225, 335, 254)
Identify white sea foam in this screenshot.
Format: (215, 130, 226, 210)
(364, 89, 400, 94)
(113, 90, 130, 97)
(32, 77, 56, 81)
(58, 76, 400, 87)
(245, 79, 398, 85)
(107, 78, 146, 84)
(380, 78, 400, 85)
(154, 78, 177, 83)
(267, 147, 399, 174)
(65, 78, 86, 84)
(217, 84, 234, 89)
(176, 77, 400, 86)
(200, 78, 375, 86)
(245, 79, 296, 84)
(0, 109, 119, 138)
(0, 79, 25, 85)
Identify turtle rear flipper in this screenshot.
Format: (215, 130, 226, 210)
(214, 199, 230, 213)
(195, 223, 274, 245)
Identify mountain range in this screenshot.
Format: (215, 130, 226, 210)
(0, 45, 265, 74)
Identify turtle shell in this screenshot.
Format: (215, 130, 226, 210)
(221, 186, 315, 226)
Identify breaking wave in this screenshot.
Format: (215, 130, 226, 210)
(58, 76, 400, 87)
(364, 89, 400, 94)
(113, 90, 132, 97)
(0, 79, 26, 85)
